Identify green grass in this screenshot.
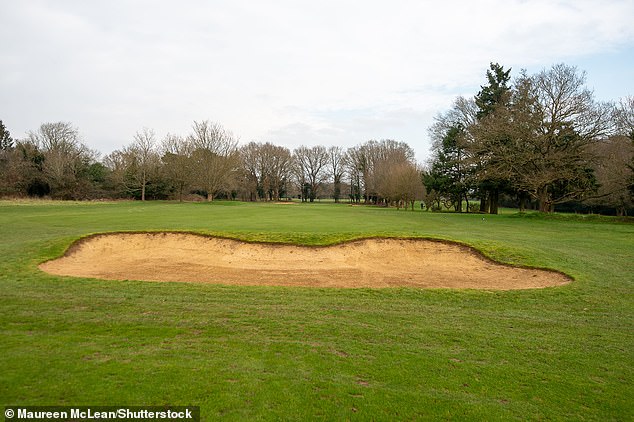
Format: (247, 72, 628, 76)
(1, 200, 632, 420)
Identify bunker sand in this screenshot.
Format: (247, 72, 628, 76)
(39, 233, 571, 289)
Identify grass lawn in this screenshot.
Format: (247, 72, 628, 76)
(0, 200, 632, 420)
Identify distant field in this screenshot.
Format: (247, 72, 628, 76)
(1, 200, 632, 420)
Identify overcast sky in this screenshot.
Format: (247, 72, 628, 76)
(1, 0, 633, 162)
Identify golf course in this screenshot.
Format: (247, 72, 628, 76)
(1, 200, 632, 420)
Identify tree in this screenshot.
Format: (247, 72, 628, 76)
(104, 135, 166, 201)
(475, 63, 512, 119)
(427, 98, 477, 212)
(472, 62, 513, 213)
(293, 145, 329, 202)
(0, 140, 46, 196)
(425, 125, 469, 211)
(470, 65, 613, 212)
(0, 120, 14, 194)
(346, 145, 369, 203)
(372, 140, 417, 205)
(265, 143, 292, 201)
(103, 149, 134, 198)
(328, 146, 347, 202)
(345, 140, 417, 205)
(240, 142, 262, 201)
(615, 96, 634, 139)
(584, 136, 633, 216)
(0, 120, 14, 151)
(130, 128, 159, 201)
(85, 161, 111, 198)
(188, 120, 239, 201)
(378, 161, 423, 210)
(161, 133, 193, 202)
(28, 122, 96, 199)
(240, 142, 291, 201)
(614, 96, 634, 198)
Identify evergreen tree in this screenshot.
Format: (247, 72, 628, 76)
(0, 120, 14, 150)
(475, 63, 512, 119)
(424, 125, 470, 212)
(472, 63, 512, 213)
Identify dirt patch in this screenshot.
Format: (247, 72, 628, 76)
(39, 233, 571, 289)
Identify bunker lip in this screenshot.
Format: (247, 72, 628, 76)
(39, 232, 572, 290)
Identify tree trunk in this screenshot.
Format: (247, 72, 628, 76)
(538, 188, 551, 212)
(207, 192, 214, 201)
(489, 189, 499, 214)
(479, 194, 488, 213)
(518, 193, 526, 212)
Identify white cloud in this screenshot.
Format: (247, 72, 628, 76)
(1, 0, 633, 160)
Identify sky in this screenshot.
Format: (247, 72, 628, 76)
(1, 0, 633, 163)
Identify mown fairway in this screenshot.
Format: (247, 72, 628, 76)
(1, 200, 632, 420)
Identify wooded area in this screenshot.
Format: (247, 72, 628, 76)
(0, 119, 422, 208)
(425, 63, 633, 215)
(1, 63, 632, 214)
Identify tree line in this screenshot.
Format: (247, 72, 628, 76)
(0, 119, 423, 208)
(425, 63, 634, 215)
(1, 62, 632, 214)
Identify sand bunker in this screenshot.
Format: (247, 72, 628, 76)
(39, 233, 570, 289)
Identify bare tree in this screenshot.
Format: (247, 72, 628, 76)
(534, 64, 614, 142)
(375, 160, 424, 210)
(429, 96, 478, 144)
(366, 139, 416, 204)
(293, 145, 329, 202)
(130, 128, 159, 201)
(240, 142, 261, 201)
(346, 145, 368, 203)
(345, 140, 417, 205)
(161, 133, 193, 202)
(266, 143, 292, 201)
(328, 146, 347, 202)
(188, 120, 239, 201)
(392, 163, 425, 210)
(103, 149, 135, 197)
(614, 96, 634, 200)
(584, 136, 634, 216)
(239, 142, 291, 201)
(615, 95, 634, 139)
(28, 122, 96, 199)
(372, 140, 419, 207)
(103, 144, 159, 200)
